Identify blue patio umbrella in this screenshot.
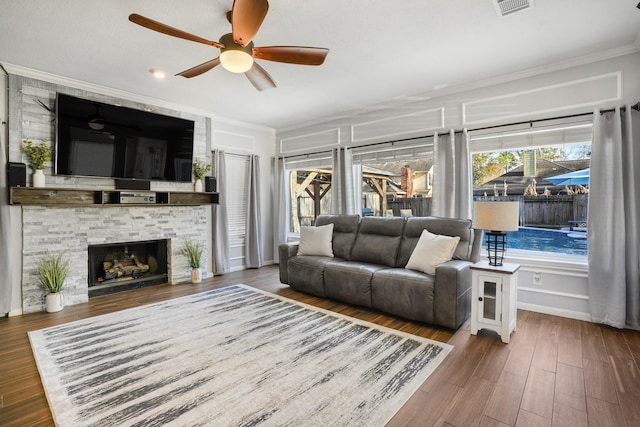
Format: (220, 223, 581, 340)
(545, 168, 590, 186)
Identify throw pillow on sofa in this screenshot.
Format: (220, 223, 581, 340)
(297, 223, 334, 257)
(405, 229, 460, 275)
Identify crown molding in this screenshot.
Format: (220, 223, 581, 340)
(1, 62, 274, 133)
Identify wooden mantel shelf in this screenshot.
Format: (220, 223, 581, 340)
(10, 187, 219, 207)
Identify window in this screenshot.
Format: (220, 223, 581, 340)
(284, 153, 333, 233)
(225, 153, 251, 248)
(469, 118, 592, 256)
(351, 137, 434, 217)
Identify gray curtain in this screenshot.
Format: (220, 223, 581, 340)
(331, 147, 356, 215)
(272, 157, 288, 263)
(588, 107, 640, 328)
(432, 130, 472, 219)
(245, 155, 263, 268)
(0, 120, 15, 314)
(212, 150, 230, 274)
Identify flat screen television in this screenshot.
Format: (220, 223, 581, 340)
(55, 93, 195, 182)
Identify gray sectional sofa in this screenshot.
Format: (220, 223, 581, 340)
(279, 215, 481, 329)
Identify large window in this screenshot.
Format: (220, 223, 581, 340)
(285, 153, 333, 233)
(351, 137, 434, 217)
(469, 118, 592, 256)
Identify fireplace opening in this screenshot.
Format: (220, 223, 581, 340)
(88, 239, 168, 297)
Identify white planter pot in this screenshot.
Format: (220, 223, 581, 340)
(33, 169, 46, 188)
(191, 268, 202, 284)
(194, 179, 203, 192)
(45, 292, 64, 313)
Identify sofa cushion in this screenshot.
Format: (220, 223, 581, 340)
(397, 216, 474, 266)
(288, 255, 336, 297)
(315, 215, 360, 260)
(350, 216, 405, 267)
(297, 223, 334, 257)
(371, 268, 435, 324)
(405, 229, 460, 275)
(324, 261, 386, 307)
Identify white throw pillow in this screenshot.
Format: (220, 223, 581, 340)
(297, 223, 334, 257)
(405, 229, 460, 275)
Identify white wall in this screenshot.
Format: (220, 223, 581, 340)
(275, 50, 640, 321)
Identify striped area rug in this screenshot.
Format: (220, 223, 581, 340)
(29, 284, 452, 426)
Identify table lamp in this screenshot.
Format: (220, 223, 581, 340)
(473, 201, 519, 266)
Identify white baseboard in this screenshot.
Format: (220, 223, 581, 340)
(517, 302, 592, 322)
(9, 308, 23, 317)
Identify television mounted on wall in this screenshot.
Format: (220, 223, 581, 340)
(55, 93, 194, 182)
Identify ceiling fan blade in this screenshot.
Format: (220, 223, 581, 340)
(252, 46, 329, 65)
(231, 0, 269, 47)
(245, 62, 276, 91)
(176, 58, 221, 78)
(129, 13, 224, 48)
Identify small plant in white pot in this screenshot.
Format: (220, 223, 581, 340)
(192, 159, 211, 192)
(180, 239, 204, 283)
(21, 139, 52, 188)
(37, 252, 70, 313)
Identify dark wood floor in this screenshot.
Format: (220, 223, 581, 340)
(1, 265, 639, 426)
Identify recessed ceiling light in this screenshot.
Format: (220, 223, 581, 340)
(150, 68, 166, 79)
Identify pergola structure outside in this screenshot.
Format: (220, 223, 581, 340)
(289, 168, 393, 232)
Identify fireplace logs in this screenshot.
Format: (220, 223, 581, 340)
(88, 239, 168, 297)
(102, 253, 151, 281)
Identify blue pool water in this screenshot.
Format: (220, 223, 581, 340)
(498, 227, 588, 256)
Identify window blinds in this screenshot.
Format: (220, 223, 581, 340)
(468, 117, 593, 153)
(349, 136, 434, 163)
(225, 153, 251, 248)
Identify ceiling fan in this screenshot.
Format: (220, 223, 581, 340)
(129, 0, 329, 91)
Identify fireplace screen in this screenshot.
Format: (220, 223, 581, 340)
(88, 239, 168, 297)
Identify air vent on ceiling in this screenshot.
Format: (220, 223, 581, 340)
(493, 0, 534, 17)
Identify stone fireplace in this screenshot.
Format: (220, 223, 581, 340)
(88, 239, 169, 297)
(21, 204, 210, 313)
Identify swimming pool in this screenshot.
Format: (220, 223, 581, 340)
(498, 227, 588, 256)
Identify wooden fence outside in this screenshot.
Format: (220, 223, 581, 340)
(387, 194, 588, 227)
(297, 193, 588, 229)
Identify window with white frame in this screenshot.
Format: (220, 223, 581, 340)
(284, 152, 334, 233)
(350, 137, 434, 217)
(225, 153, 251, 248)
(469, 117, 593, 256)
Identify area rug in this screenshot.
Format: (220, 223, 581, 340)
(29, 284, 452, 426)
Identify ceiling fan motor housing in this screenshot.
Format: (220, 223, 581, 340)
(219, 33, 254, 73)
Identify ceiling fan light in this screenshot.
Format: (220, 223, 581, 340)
(88, 117, 105, 130)
(220, 50, 254, 73)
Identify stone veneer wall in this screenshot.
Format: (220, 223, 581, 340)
(21, 205, 209, 313)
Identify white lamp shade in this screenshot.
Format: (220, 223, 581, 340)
(473, 201, 519, 231)
(219, 50, 254, 73)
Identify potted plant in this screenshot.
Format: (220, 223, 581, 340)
(22, 139, 52, 188)
(180, 238, 204, 283)
(36, 252, 70, 313)
(192, 159, 211, 192)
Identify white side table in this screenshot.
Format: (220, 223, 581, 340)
(470, 260, 520, 343)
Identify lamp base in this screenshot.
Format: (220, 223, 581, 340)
(485, 231, 507, 266)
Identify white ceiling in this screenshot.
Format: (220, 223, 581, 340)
(1, 1, 639, 130)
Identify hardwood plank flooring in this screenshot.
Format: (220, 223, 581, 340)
(1, 265, 640, 426)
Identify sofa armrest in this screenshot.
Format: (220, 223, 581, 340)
(434, 260, 473, 329)
(278, 242, 299, 284)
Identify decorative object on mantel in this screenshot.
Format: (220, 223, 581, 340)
(192, 158, 211, 192)
(21, 139, 51, 188)
(473, 201, 519, 266)
(180, 238, 204, 283)
(36, 252, 70, 313)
